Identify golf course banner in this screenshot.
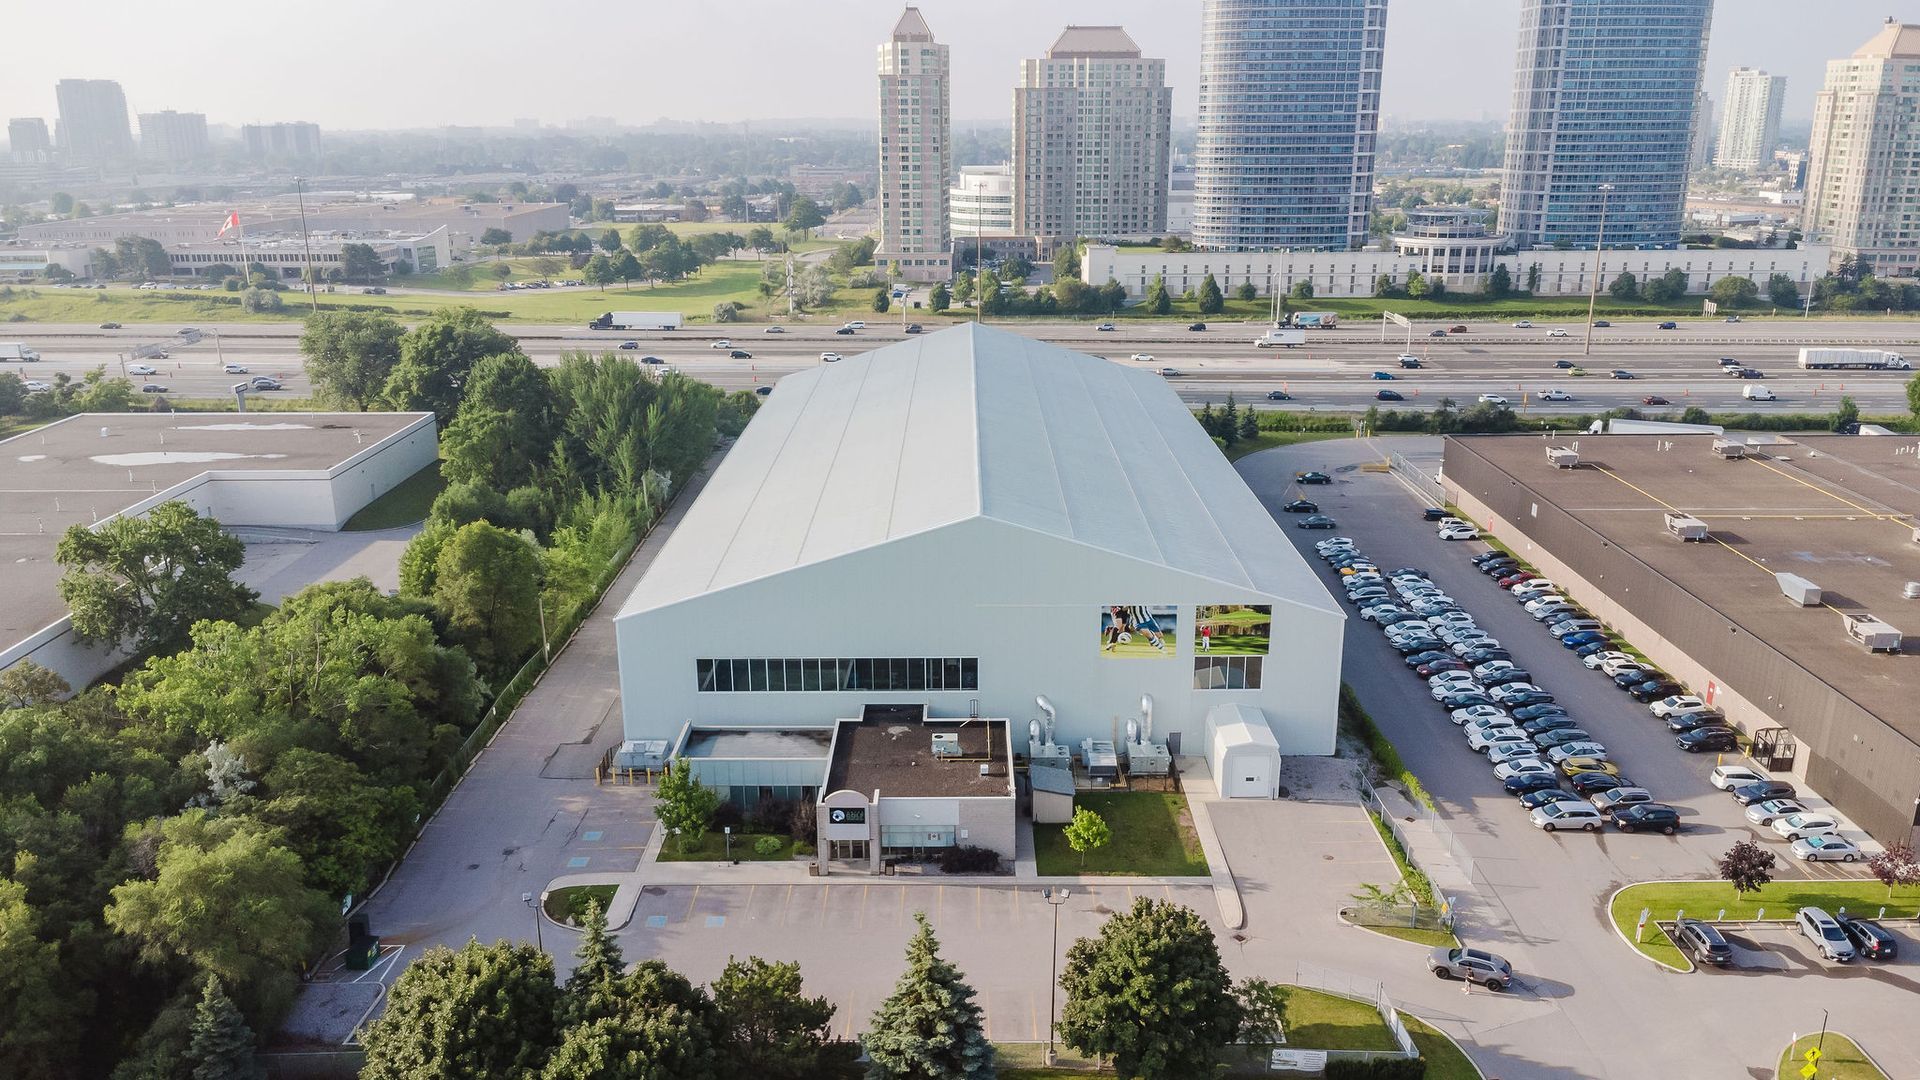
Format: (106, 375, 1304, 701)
(1099, 605, 1178, 658)
(1193, 605, 1272, 655)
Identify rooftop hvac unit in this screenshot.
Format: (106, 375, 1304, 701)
(1906, 582, 1920, 601)
(1844, 614, 1903, 653)
(1080, 739, 1120, 781)
(1712, 439, 1746, 460)
(1664, 513, 1709, 542)
(1776, 573, 1822, 607)
(613, 740, 668, 770)
(1547, 446, 1580, 469)
(930, 732, 961, 757)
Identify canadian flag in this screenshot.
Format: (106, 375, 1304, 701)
(216, 211, 239, 238)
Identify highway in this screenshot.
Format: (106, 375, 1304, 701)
(5, 317, 1914, 415)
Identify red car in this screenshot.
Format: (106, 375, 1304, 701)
(1448, 325, 1468, 334)
(1497, 572, 1539, 588)
(1642, 395, 1671, 406)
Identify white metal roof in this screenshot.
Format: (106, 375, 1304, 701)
(1205, 704, 1282, 750)
(617, 323, 1337, 619)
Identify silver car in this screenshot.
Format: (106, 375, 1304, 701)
(1426, 947, 1512, 989)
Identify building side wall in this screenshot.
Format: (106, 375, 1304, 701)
(1442, 438, 1920, 847)
(955, 796, 1017, 862)
(616, 517, 1342, 758)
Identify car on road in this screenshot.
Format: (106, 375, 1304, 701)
(1591, 787, 1654, 813)
(618, 341, 640, 350)
(1296, 471, 1333, 485)
(1641, 395, 1671, 406)
(1371, 371, 1396, 380)
(1398, 355, 1422, 368)
(248, 377, 282, 391)
(1282, 499, 1319, 513)
(1610, 369, 1636, 379)
(1570, 771, 1632, 797)
(640, 355, 663, 365)
(755, 386, 772, 396)
(1709, 765, 1768, 791)
(762, 326, 786, 333)
(99, 322, 122, 329)
(1559, 757, 1619, 778)
(1744, 799, 1805, 826)
(1297, 515, 1338, 530)
(362, 286, 387, 295)
(1593, 320, 1611, 328)
(1676, 727, 1739, 752)
(1130, 353, 1154, 362)
(710, 340, 732, 349)
(22, 380, 49, 393)
(1159, 367, 1184, 377)
(1531, 800, 1605, 832)
(729, 349, 753, 359)
(1477, 394, 1509, 405)
(1427, 947, 1512, 990)
(1796, 907, 1856, 961)
(1188, 322, 1207, 332)
(1732, 780, 1797, 806)
(1430, 328, 1449, 337)
(1674, 919, 1733, 965)
(1793, 835, 1862, 862)
(820, 352, 843, 362)
(127, 363, 157, 375)
(1512, 320, 1534, 328)
(835, 326, 855, 335)
(1505, 772, 1563, 796)
(1547, 328, 1569, 337)
(1095, 322, 1116, 331)
(1610, 803, 1681, 834)
(139, 383, 168, 394)
(1657, 321, 1679, 330)
(1539, 389, 1573, 401)
(1772, 812, 1839, 841)
(844, 321, 866, 330)
(1266, 390, 1293, 401)
(1449, 325, 1468, 334)
(222, 363, 251, 374)
(1553, 360, 1578, 369)
(1376, 389, 1405, 401)
(1838, 916, 1898, 961)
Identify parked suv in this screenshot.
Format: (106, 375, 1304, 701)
(1674, 919, 1733, 966)
(1426, 947, 1512, 990)
(1795, 907, 1856, 962)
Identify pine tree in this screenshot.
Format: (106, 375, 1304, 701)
(1196, 274, 1224, 315)
(559, 900, 627, 1027)
(1219, 396, 1240, 447)
(863, 914, 994, 1080)
(184, 974, 261, 1080)
(1238, 408, 1259, 443)
(1197, 403, 1218, 437)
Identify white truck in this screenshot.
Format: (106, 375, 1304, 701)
(0, 342, 41, 362)
(1253, 327, 1306, 348)
(589, 311, 683, 331)
(1797, 347, 1910, 371)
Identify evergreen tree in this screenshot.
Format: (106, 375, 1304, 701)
(1196, 274, 1224, 315)
(560, 900, 628, 1027)
(928, 282, 950, 312)
(862, 914, 994, 1080)
(1482, 264, 1512, 298)
(1145, 275, 1172, 316)
(1197, 403, 1218, 437)
(1237, 408, 1259, 443)
(1235, 280, 1259, 302)
(1219, 395, 1241, 447)
(713, 956, 841, 1080)
(184, 974, 261, 1080)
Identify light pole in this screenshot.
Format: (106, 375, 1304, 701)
(1582, 183, 1614, 357)
(293, 177, 318, 313)
(1042, 887, 1070, 1064)
(724, 825, 733, 861)
(522, 891, 544, 952)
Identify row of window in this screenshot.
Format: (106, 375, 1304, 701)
(696, 657, 979, 693)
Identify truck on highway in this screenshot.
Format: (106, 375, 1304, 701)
(1796, 347, 1910, 371)
(1253, 327, 1307, 348)
(1287, 312, 1338, 329)
(589, 311, 683, 331)
(0, 342, 41, 362)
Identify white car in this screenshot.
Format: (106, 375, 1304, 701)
(1530, 801, 1604, 831)
(1581, 650, 1635, 671)
(1437, 525, 1478, 541)
(820, 352, 843, 362)
(1510, 580, 1559, 598)
(1488, 682, 1547, 703)
(1488, 743, 1546, 766)
(1494, 757, 1556, 781)
(1477, 394, 1509, 406)
(1546, 742, 1609, 764)
(1772, 813, 1839, 841)
(1599, 657, 1645, 678)
(1451, 639, 1502, 657)
(1430, 681, 1482, 702)
(1512, 320, 1534, 328)
(1745, 799, 1805, 826)
(1547, 328, 1570, 338)
(1792, 836, 1861, 862)
(710, 340, 732, 349)
(844, 321, 866, 330)
(762, 326, 786, 333)
(1452, 705, 1510, 726)
(1539, 389, 1573, 402)
(1472, 660, 1517, 679)
(1095, 322, 1117, 331)
(127, 363, 157, 375)
(1397, 354, 1421, 366)
(1464, 719, 1522, 744)
(1427, 670, 1480, 689)
(223, 363, 250, 374)
(1650, 695, 1706, 719)
(1130, 353, 1154, 362)
(22, 380, 49, 393)
(1523, 595, 1569, 616)
(1468, 728, 1530, 753)
(1710, 764, 1769, 791)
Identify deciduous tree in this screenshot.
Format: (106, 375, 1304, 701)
(655, 759, 720, 853)
(1063, 806, 1110, 867)
(1716, 839, 1776, 896)
(1867, 842, 1920, 899)
(361, 940, 559, 1080)
(55, 500, 255, 654)
(1768, 273, 1801, 308)
(441, 353, 556, 492)
(298, 311, 405, 410)
(713, 956, 840, 1080)
(431, 522, 544, 670)
(863, 914, 993, 1080)
(382, 307, 521, 424)
(1608, 271, 1639, 300)
(1709, 275, 1758, 308)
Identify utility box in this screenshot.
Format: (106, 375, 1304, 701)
(1079, 739, 1120, 781)
(1712, 439, 1746, 460)
(1845, 614, 1903, 653)
(613, 740, 668, 771)
(1776, 573, 1822, 607)
(1664, 513, 1709, 542)
(1547, 446, 1580, 469)
(1124, 740, 1172, 778)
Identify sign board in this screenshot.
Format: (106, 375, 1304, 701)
(1805, 1048, 1822, 1064)
(1800, 1064, 1818, 1079)
(1703, 299, 1719, 315)
(827, 807, 866, 825)
(1269, 1049, 1329, 1072)
(1384, 312, 1411, 327)
(1636, 908, 1650, 932)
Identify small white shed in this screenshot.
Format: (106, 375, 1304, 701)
(1029, 763, 1076, 824)
(1204, 704, 1283, 799)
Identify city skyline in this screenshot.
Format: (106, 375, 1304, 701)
(3, 0, 1915, 133)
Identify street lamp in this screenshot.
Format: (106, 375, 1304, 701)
(1582, 182, 1614, 357)
(293, 177, 318, 313)
(724, 825, 733, 862)
(522, 891, 544, 952)
(1042, 887, 1070, 1064)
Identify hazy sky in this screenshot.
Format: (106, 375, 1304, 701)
(5, 1, 1917, 132)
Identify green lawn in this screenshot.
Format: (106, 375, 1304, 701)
(1406, 1014, 1485, 1080)
(1363, 924, 1459, 948)
(656, 830, 800, 863)
(1778, 1034, 1887, 1080)
(1223, 429, 1349, 462)
(1611, 880, 1920, 967)
(543, 883, 618, 924)
(1033, 792, 1209, 877)
(342, 463, 444, 530)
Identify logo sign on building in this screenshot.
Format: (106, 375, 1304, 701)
(828, 807, 866, 825)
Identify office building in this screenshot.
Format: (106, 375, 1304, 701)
(1500, 0, 1713, 249)
(242, 121, 323, 162)
(1689, 92, 1714, 171)
(1193, 0, 1387, 251)
(1715, 68, 1786, 172)
(19, 194, 566, 250)
(1013, 25, 1171, 248)
(54, 79, 134, 164)
(951, 164, 1015, 236)
(875, 7, 953, 282)
(1806, 21, 1920, 278)
(1445, 433, 1920, 849)
(8, 118, 52, 162)
(138, 110, 210, 167)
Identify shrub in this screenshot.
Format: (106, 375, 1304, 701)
(711, 800, 745, 829)
(793, 841, 816, 857)
(939, 845, 1003, 874)
(749, 797, 797, 835)
(754, 835, 784, 856)
(788, 800, 817, 842)
(1326, 1058, 1426, 1080)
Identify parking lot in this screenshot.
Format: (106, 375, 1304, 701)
(1698, 923, 1920, 985)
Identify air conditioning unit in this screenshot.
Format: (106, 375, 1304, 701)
(1904, 582, 1920, 601)
(1776, 573, 1822, 607)
(1664, 513, 1709, 542)
(1844, 614, 1903, 653)
(1712, 439, 1746, 460)
(1547, 446, 1579, 469)
(930, 732, 961, 757)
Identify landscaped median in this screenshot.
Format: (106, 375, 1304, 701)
(1609, 879, 1920, 968)
(1777, 1033, 1889, 1080)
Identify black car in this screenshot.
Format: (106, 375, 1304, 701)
(1399, 356, 1422, 368)
(1282, 499, 1319, 513)
(1390, 567, 1430, 578)
(1422, 508, 1448, 521)
(1482, 669, 1535, 689)
(1676, 727, 1739, 753)
(1479, 561, 1521, 578)
(1616, 668, 1665, 688)
(1394, 637, 1445, 655)
(754, 386, 772, 396)
(100, 321, 122, 329)
(1296, 515, 1338, 529)
(1732, 780, 1796, 806)
(1611, 803, 1681, 835)
(1518, 789, 1572, 810)
(1188, 322, 1207, 331)
(1376, 389, 1405, 401)
(1593, 320, 1612, 328)
(1500, 690, 1557, 707)
(1470, 551, 1509, 566)
(1405, 650, 1454, 668)
(835, 327, 855, 335)
(1266, 390, 1293, 401)
(1418, 660, 1468, 678)
(1532, 729, 1595, 749)
(905, 324, 923, 334)
(729, 349, 753, 359)
(1631, 680, 1686, 702)
(1505, 773, 1563, 796)
(1439, 692, 1497, 711)
(1460, 648, 1513, 666)
(1570, 771, 1632, 797)
(1667, 711, 1729, 733)
(1511, 704, 1569, 722)
(1837, 916, 1898, 961)
(1296, 471, 1333, 485)
(1523, 715, 1581, 736)
(1553, 360, 1577, 369)
(1674, 919, 1733, 966)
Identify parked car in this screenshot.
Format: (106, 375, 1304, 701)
(1796, 907, 1856, 961)
(1676, 727, 1739, 752)
(1282, 499, 1319, 513)
(1435, 691, 1496, 711)
(1296, 515, 1338, 530)
(1570, 771, 1632, 797)
(1518, 789, 1573, 811)
(1732, 780, 1796, 806)
(1522, 715, 1582, 737)
(1530, 801, 1604, 832)
(1451, 704, 1510, 726)
(1510, 704, 1568, 723)
(1559, 757, 1619, 778)
(1710, 765, 1769, 792)
(1771, 812, 1839, 841)
(1745, 799, 1805, 826)
(1591, 787, 1654, 813)
(1666, 711, 1729, 734)
(1505, 773, 1563, 796)
(1296, 471, 1332, 485)
(1837, 916, 1898, 961)
(1545, 742, 1610, 764)
(1792, 835, 1862, 862)
(1532, 729, 1596, 749)
(1650, 695, 1706, 718)
(1495, 758, 1559, 783)
(1674, 919, 1733, 966)
(1611, 803, 1681, 834)
(1426, 947, 1512, 990)
(1632, 680, 1688, 703)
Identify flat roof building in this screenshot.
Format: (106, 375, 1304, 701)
(1806, 20, 1920, 279)
(0, 412, 437, 690)
(1715, 68, 1786, 173)
(1443, 433, 1920, 847)
(875, 7, 954, 282)
(18, 196, 568, 251)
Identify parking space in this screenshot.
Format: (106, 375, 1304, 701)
(1699, 924, 1920, 984)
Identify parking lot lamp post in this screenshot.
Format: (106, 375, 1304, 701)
(724, 825, 732, 861)
(522, 891, 543, 952)
(1582, 183, 1614, 357)
(293, 176, 318, 313)
(1042, 887, 1069, 1064)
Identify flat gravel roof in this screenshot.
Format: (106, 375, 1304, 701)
(826, 717, 1012, 799)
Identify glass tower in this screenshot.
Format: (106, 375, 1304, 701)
(1193, 0, 1388, 251)
(1501, 0, 1713, 250)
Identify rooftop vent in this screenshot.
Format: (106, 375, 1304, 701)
(1844, 614, 1903, 653)
(930, 732, 961, 757)
(1547, 446, 1579, 469)
(1777, 573, 1822, 607)
(1712, 439, 1746, 460)
(1664, 513, 1709, 542)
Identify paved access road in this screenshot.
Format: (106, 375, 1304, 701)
(1240, 436, 1920, 1080)
(7, 317, 1915, 413)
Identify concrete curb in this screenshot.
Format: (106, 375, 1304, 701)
(1604, 881, 1696, 974)
(1182, 792, 1247, 930)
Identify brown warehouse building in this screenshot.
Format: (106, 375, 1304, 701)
(1443, 433, 1920, 848)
